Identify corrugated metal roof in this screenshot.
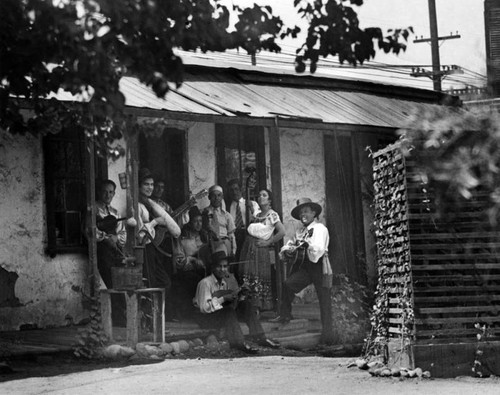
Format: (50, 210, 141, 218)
(119, 78, 221, 115)
(53, 67, 453, 129)
(173, 70, 449, 128)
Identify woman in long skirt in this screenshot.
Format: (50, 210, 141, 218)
(240, 188, 286, 310)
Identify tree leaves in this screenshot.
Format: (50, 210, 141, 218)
(1, 0, 412, 152)
(289, 0, 412, 72)
(400, 107, 500, 224)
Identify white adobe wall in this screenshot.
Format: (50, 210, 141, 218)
(108, 122, 216, 214)
(107, 137, 127, 217)
(187, 122, 216, 210)
(0, 129, 88, 331)
(279, 127, 327, 242)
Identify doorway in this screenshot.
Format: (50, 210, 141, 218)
(324, 133, 366, 284)
(138, 128, 188, 208)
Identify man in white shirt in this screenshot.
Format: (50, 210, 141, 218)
(226, 179, 260, 264)
(203, 185, 237, 256)
(271, 198, 334, 345)
(193, 250, 280, 353)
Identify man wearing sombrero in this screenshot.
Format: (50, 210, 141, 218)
(271, 198, 334, 344)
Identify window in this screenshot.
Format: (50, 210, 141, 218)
(43, 127, 87, 255)
(215, 124, 266, 201)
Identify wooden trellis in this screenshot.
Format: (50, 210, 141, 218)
(372, 142, 500, 377)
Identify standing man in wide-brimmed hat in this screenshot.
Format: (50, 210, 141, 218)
(270, 198, 334, 344)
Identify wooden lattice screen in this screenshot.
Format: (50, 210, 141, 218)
(372, 142, 500, 375)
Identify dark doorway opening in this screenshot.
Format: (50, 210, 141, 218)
(324, 134, 366, 284)
(138, 128, 187, 208)
(215, 124, 266, 204)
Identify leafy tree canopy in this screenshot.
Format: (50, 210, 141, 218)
(0, 0, 411, 156)
(400, 107, 500, 225)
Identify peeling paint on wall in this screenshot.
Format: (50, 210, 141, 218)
(0, 118, 363, 331)
(0, 129, 88, 331)
(0, 266, 20, 307)
(107, 138, 128, 217)
(280, 127, 327, 239)
(187, 122, 216, 210)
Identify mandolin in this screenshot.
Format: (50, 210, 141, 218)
(96, 215, 127, 234)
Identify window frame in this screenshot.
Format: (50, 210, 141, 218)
(215, 123, 266, 202)
(43, 129, 106, 256)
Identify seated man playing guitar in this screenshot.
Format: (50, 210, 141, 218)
(193, 250, 280, 354)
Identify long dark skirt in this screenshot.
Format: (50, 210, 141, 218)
(239, 236, 274, 310)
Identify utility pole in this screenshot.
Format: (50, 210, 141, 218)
(412, 0, 461, 91)
(428, 0, 441, 91)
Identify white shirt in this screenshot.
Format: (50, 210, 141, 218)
(229, 197, 260, 228)
(282, 220, 329, 263)
(95, 201, 126, 246)
(193, 274, 227, 314)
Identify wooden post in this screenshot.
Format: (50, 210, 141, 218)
(269, 117, 283, 312)
(99, 291, 113, 341)
(125, 292, 140, 346)
(84, 135, 98, 297)
(124, 117, 140, 257)
(152, 291, 164, 342)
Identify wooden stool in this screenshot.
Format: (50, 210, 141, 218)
(100, 287, 165, 346)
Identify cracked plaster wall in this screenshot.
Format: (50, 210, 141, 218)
(187, 122, 216, 210)
(0, 121, 337, 331)
(0, 129, 87, 331)
(280, 128, 327, 241)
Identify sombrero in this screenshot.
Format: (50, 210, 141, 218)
(291, 197, 322, 220)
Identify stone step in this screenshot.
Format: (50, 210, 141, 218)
(244, 318, 312, 339)
(163, 318, 315, 344)
(290, 303, 321, 320)
(274, 332, 322, 350)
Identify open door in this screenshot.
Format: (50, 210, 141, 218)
(138, 128, 188, 207)
(324, 133, 366, 284)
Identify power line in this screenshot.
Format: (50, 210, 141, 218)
(178, 46, 486, 90)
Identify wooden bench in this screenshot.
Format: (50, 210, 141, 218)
(100, 287, 165, 346)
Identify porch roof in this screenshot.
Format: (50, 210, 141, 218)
(91, 66, 461, 129)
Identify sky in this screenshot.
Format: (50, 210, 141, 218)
(211, 0, 487, 91)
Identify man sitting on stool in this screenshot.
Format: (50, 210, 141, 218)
(193, 249, 280, 354)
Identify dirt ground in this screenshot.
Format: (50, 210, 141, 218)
(2, 347, 500, 395)
(0, 343, 313, 382)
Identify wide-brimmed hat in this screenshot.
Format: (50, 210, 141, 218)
(291, 197, 322, 220)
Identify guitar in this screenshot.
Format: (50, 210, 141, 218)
(212, 276, 250, 309)
(153, 189, 208, 245)
(281, 228, 314, 274)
